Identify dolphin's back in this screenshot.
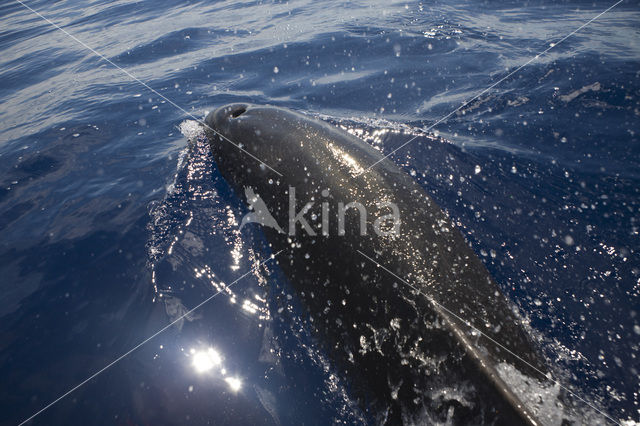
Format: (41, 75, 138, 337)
(206, 104, 549, 425)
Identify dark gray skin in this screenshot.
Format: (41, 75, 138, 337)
(205, 104, 551, 425)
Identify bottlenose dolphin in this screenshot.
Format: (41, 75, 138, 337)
(205, 104, 550, 425)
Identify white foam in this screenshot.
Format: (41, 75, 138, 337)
(178, 119, 205, 141)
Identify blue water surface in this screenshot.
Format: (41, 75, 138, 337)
(0, 0, 639, 424)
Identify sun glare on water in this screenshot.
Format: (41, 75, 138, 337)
(224, 376, 242, 392)
(191, 347, 222, 373)
(189, 346, 243, 392)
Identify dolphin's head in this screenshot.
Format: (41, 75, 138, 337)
(204, 103, 327, 194)
(204, 103, 398, 219)
(205, 102, 380, 229)
(204, 103, 288, 182)
(204, 102, 378, 176)
(205, 103, 250, 136)
(204, 103, 321, 219)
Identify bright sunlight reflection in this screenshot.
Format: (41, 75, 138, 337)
(225, 376, 242, 392)
(191, 347, 222, 373)
(189, 346, 243, 392)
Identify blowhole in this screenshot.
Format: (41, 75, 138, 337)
(231, 107, 247, 118)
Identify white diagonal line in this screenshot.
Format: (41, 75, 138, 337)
(365, 0, 624, 172)
(13, 0, 283, 177)
(356, 249, 621, 425)
(18, 250, 284, 426)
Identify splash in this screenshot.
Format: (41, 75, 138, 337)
(146, 119, 268, 324)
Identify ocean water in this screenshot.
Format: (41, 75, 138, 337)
(1, 0, 639, 424)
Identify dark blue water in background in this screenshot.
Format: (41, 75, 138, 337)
(1, 0, 639, 424)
